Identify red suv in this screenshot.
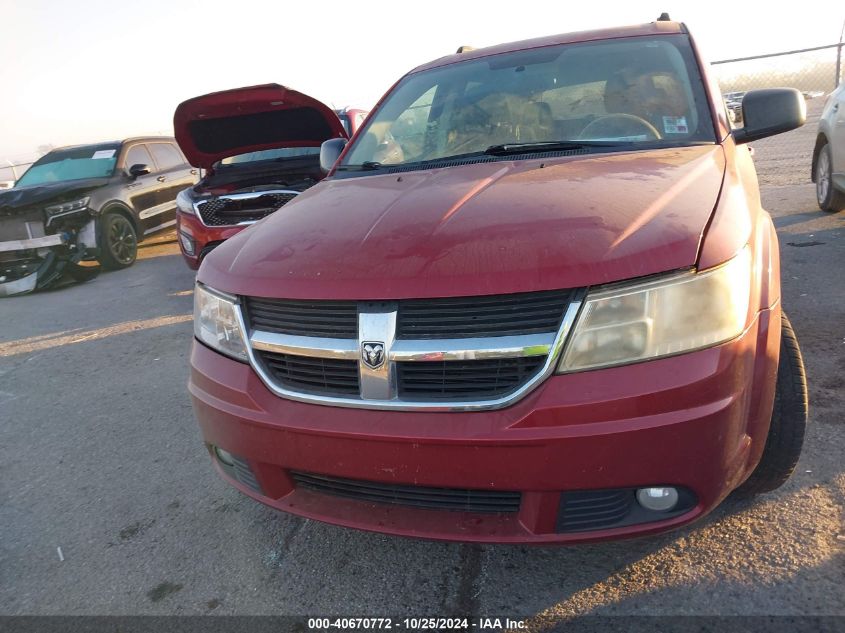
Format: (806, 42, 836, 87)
(188, 20, 809, 543)
(173, 85, 366, 269)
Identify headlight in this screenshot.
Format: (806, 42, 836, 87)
(44, 196, 90, 217)
(194, 283, 248, 361)
(176, 188, 196, 215)
(558, 247, 752, 372)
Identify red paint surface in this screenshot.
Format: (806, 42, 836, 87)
(174, 83, 347, 168)
(198, 146, 726, 299)
(190, 306, 777, 544)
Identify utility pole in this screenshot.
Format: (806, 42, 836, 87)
(837, 17, 845, 87)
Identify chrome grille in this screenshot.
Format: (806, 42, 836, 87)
(195, 191, 298, 226)
(238, 287, 584, 410)
(244, 291, 574, 340)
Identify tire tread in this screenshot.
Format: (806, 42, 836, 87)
(735, 313, 808, 496)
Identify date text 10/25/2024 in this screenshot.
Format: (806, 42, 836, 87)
(307, 618, 527, 630)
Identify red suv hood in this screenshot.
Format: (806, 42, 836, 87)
(173, 84, 347, 169)
(198, 146, 726, 299)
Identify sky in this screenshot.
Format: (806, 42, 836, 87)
(1, 0, 843, 163)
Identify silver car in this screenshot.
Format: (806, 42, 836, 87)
(812, 83, 845, 211)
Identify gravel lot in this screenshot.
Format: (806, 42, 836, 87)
(1, 149, 843, 627)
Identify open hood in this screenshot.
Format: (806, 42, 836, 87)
(173, 84, 348, 169)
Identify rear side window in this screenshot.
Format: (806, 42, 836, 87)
(148, 143, 184, 170)
(124, 145, 153, 170)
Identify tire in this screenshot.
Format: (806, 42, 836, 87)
(735, 313, 808, 497)
(815, 143, 845, 212)
(97, 211, 138, 270)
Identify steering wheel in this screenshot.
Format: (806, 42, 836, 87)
(577, 113, 661, 140)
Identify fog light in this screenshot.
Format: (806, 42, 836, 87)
(214, 446, 235, 467)
(179, 231, 195, 256)
(636, 487, 679, 512)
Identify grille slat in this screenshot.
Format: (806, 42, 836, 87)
(229, 455, 261, 493)
(397, 290, 571, 339)
(245, 297, 358, 338)
(557, 490, 635, 532)
(244, 290, 572, 341)
(292, 471, 521, 513)
(197, 192, 298, 226)
(398, 357, 545, 400)
(258, 352, 359, 395)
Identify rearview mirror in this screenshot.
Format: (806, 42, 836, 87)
(732, 88, 806, 144)
(128, 163, 151, 178)
(320, 138, 348, 174)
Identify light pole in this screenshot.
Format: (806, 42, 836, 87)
(837, 17, 845, 87)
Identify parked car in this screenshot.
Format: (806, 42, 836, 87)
(189, 19, 808, 543)
(0, 137, 196, 296)
(811, 82, 845, 211)
(723, 91, 745, 124)
(173, 85, 367, 269)
(336, 107, 369, 137)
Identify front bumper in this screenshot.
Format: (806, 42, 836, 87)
(189, 306, 780, 544)
(176, 211, 246, 270)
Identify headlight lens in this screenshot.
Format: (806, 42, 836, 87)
(44, 196, 90, 217)
(193, 283, 248, 361)
(558, 248, 752, 372)
(176, 188, 195, 215)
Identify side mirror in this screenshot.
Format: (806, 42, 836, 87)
(128, 163, 151, 178)
(732, 88, 806, 144)
(320, 138, 348, 174)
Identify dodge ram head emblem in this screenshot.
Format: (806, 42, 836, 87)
(361, 342, 385, 369)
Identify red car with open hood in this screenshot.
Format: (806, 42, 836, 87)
(188, 19, 809, 543)
(173, 84, 366, 268)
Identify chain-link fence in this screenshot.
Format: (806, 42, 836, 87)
(1, 45, 841, 190)
(711, 43, 843, 186)
(0, 160, 35, 189)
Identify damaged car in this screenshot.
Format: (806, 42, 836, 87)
(0, 138, 197, 296)
(173, 85, 366, 269)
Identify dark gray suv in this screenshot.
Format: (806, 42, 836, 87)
(0, 137, 197, 296)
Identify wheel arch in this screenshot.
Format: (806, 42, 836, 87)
(811, 133, 828, 183)
(98, 201, 140, 238)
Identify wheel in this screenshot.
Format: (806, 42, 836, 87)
(816, 143, 845, 212)
(97, 211, 138, 270)
(577, 113, 661, 140)
(735, 313, 808, 497)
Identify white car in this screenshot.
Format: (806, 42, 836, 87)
(812, 83, 845, 211)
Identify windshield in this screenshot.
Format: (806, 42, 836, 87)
(341, 35, 714, 169)
(219, 147, 321, 166)
(16, 144, 119, 186)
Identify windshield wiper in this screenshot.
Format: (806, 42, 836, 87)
(337, 161, 383, 171)
(484, 140, 634, 156)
